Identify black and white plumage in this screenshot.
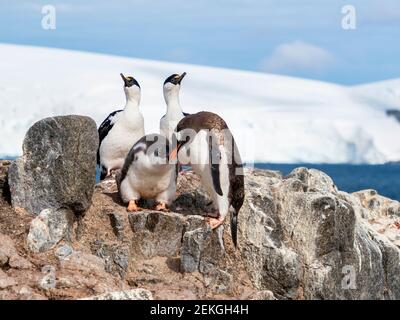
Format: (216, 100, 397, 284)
(97, 73, 145, 180)
(160, 73, 189, 142)
(97, 109, 122, 162)
(172, 111, 244, 247)
(117, 134, 177, 212)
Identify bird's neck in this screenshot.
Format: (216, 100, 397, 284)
(165, 94, 183, 116)
(124, 97, 140, 115)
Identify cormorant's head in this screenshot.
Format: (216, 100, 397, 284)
(121, 73, 141, 102)
(121, 73, 140, 88)
(163, 72, 187, 102)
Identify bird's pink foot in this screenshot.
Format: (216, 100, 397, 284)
(155, 202, 170, 212)
(205, 216, 225, 229)
(127, 200, 140, 212)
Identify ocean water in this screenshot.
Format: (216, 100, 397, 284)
(254, 163, 400, 201)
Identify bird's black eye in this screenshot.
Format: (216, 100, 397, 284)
(125, 77, 140, 88)
(164, 74, 180, 85)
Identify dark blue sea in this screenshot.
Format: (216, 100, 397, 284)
(254, 163, 400, 201)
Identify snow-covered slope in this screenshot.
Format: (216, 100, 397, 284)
(353, 79, 400, 111)
(0, 43, 399, 163)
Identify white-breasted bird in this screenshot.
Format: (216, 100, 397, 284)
(117, 134, 177, 212)
(160, 72, 189, 142)
(97, 73, 145, 180)
(170, 111, 244, 247)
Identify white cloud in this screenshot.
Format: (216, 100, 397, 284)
(260, 41, 335, 75)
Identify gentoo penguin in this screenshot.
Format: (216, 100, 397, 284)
(97, 73, 145, 180)
(160, 72, 189, 142)
(170, 111, 244, 247)
(117, 134, 177, 212)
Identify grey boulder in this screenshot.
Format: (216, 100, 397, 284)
(8, 115, 98, 216)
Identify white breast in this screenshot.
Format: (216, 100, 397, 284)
(180, 129, 231, 218)
(160, 113, 184, 142)
(120, 151, 176, 202)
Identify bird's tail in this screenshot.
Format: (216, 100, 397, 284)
(230, 169, 244, 249)
(230, 211, 238, 248)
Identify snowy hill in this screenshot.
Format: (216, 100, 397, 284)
(0, 43, 399, 164)
(353, 79, 400, 111)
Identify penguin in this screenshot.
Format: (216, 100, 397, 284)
(170, 111, 245, 247)
(117, 134, 177, 212)
(160, 72, 189, 143)
(98, 73, 145, 180)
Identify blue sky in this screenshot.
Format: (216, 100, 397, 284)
(1, 0, 399, 84)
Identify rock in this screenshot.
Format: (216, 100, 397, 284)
(0, 160, 10, 188)
(200, 262, 233, 294)
(8, 255, 33, 270)
(80, 288, 153, 300)
(0, 234, 128, 299)
(109, 212, 126, 240)
(27, 208, 74, 253)
(55, 245, 73, 260)
(0, 269, 17, 289)
(238, 167, 400, 299)
(0, 160, 11, 200)
(180, 218, 230, 292)
(181, 227, 212, 272)
(249, 290, 277, 300)
(351, 190, 400, 249)
(91, 240, 130, 278)
(8, 115, 98, 216)
(17, 286, 47, 300)
(0, 233, 33, 269)
(55, 250, 130, 296)
(286, 167, 338, 194)
(60, 251, 106, 274)
(195, 226, 231, 293)
(128, 211, 186, 258)
(353, 189, 400, 218)
(174, 171, 213, 215)
(39, 265, 57, 290)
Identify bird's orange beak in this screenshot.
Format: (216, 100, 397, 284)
(169, 147, 178, 160)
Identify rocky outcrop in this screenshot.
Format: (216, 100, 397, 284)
(94, 167, 400, 300)
(8, 116, 98, 216)
(238, 167, 400, 300)
(2, 152, 400, 300)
